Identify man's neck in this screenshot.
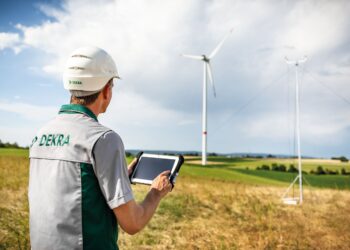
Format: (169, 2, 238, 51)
(85, 103, 101, 117)
(69, 101, 101, 117)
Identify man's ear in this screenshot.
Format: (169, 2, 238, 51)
(101, 83, 109, 99)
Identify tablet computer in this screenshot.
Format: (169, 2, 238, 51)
(130, 153, 184, 186)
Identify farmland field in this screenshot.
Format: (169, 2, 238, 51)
(185, 156, 350, 190)
(0, 149, 350, 249)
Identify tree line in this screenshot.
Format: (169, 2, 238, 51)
(0, 140, 22, 148)
(256, 163, 350, 175)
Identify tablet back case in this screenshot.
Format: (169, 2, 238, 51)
(170, 155, 184, 186)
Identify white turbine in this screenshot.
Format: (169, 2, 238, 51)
(182, 29, 233, 165)
(282, 56, 308, 205)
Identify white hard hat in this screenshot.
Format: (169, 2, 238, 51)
(63, 46, 120, 96)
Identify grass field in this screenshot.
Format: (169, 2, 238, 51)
(187, 156, 350, 173)
(0, 149, 350, 249)
(185, 156, 350, 190)
(0, 148, 28, 157)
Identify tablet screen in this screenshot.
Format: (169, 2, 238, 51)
(132, 157, 176, 181)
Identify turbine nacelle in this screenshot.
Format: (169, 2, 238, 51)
(285, 56, 308, 66)
(203, 55, 209, 62)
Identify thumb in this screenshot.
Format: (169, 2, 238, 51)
(159, 170, 171, 177)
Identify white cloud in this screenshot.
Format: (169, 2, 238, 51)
(0, 101, 57, 121)
(0, 125, 36, 147)
(0, 32, 22, 53)
(103, 90, 188, 127)
(1, 0, 350, 155)
(278, 1, 349, 55)
(243, 111, 350, 144)
(14, 0, 198, 79)
(100, 89, 198, 140)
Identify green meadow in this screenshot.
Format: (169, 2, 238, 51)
(183, 156, 350, 190)
(0, 148, 29, 157)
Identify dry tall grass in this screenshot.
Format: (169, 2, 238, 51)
(1, 155, 349, 250)
(120, 176, 350, 250)
(0, 155, 29, 250)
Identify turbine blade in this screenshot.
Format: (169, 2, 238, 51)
(285, 56, 295, 65)
(181, 54, 204, 60)
(299, 56, 308, 63)
(206, 63, 216, 97)
(285, 56, 308, 65)
(209, 28, 233, 59)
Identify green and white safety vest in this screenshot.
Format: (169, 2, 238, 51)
(29, 104, 133, 250)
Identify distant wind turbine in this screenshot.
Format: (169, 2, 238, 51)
(182, 29, 233, 165)
(282, 55, 308, 205)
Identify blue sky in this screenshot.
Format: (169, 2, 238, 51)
(0, 0, 59, 32)
(1, 0, 350, 158)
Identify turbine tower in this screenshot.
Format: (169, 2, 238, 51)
(182, 29, 233, 165)
(282, 56, 307, 205)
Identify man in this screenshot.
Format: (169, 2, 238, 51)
(29, 46, 172, 249)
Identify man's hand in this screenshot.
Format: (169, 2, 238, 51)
(150, 170, 172, 198)
(114, 170, 173, 235)
(127, 157, 138, 177)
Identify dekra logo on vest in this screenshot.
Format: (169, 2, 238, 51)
(31, 134, 70, 147)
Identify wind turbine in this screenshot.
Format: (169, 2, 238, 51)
(282, 56, 308, 205)
(182, 29, 233, 165)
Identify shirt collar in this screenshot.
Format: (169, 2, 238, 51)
(59, 104, 98, 122)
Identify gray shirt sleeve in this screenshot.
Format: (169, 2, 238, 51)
(92, 131, 134, 209)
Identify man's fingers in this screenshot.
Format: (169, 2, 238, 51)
(160, 176, 168, 185)
(166, 182, 172, 192)
(159, 170, 171, 177)
(127, 158, 137, 170)
(130, 158, 137, 166)
(162, 177, 172, 191)
(150, 171, 173, 198)
(127, 158, 138, 176)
